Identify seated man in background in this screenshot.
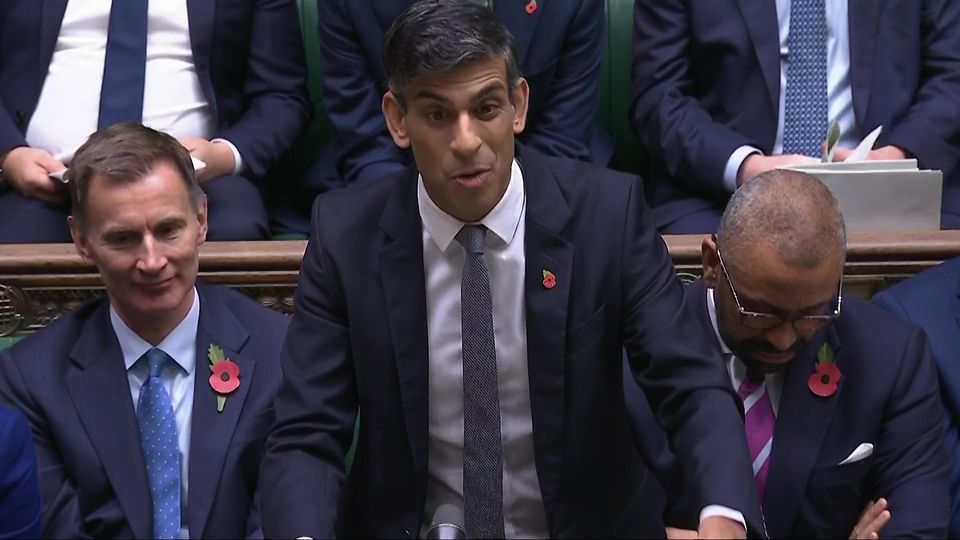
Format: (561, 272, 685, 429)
(660, 169, 948, 538)
(293, 0, 612, 234)
(874, 256, 960, 537)
(0, 124, 289, 538)
(631, 0, 960, 233)
(0, 0, 311, 242)
(260, 2, 763, 537)
(0, 404, 42, 539)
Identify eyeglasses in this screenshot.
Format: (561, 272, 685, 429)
(716, 245, 842, 332)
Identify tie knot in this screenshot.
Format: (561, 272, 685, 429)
(144, 348, 170, 379)
(456, 225, 487, 255)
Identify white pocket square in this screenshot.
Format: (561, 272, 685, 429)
(839, 443, 874, 465)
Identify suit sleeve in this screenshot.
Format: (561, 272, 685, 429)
(0, 351, 89, 539)
(259, 196, 358, 538)
(0, 407, 42, 540)
(317, 0, 408, 185)
(518, 0, 604, 163)
(630, 0, 757, 201)
(618, 179, 763, 533)
(0, 104, 27, 159)
(881, 0, 960, 176)
(214, 0, 312, 178)
(866, 327, 949, 538)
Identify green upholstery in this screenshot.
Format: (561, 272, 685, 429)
(600, 0, 644, 175)
(0, 336, 21, 351)
(289, 0, 333, 175)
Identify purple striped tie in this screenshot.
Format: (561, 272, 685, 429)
(738, 371, 775, 507)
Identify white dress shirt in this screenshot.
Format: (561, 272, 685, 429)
(418, 160, 550, 538)
(111, 288, 200, 539)
(723, 0, 856, 191)
(26, 0, 242, 171)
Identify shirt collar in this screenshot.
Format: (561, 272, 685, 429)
(706, 286, 733, 355)
(417, 159, 525, 253)
(110, 287, 200, 374)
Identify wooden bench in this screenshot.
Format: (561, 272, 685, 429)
(1, 230, 958, 339)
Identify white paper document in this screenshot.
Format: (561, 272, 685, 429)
(782, 158, 942, 231)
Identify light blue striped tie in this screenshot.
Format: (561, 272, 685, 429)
(137, 348, 181, 539)
(782, 0, 828, 157)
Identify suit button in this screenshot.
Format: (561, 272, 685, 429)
(402, 529, 411, 538)
(14, 110, 24, 126)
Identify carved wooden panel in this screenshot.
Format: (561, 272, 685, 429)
(1, 232, 959, 338)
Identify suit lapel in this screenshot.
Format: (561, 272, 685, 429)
(187, 0, 217, 115)
(735, 0, 780, 115)
(518, 146, 573, 496)
(494, 0, 543, 71)
(187, 285, 254, 538)
(763, 325, 843, 537)
(39, 0, 69, 85)
(847, 0, 884, 132)
(378, 169, 431, 501)
(65, 302, 153, 539)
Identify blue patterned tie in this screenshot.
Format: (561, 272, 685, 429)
(782, 0, 828, 157)
(456, 225, 505, 539)
(98, 0, 149, 129)
(137, 348, 181, 540)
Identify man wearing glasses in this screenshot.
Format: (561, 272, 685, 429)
(660, 169, 948, 538)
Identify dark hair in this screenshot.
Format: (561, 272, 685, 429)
(67, 123, 203, 230)
(718, 169, 847, 274)
(382, 0, 521, 104)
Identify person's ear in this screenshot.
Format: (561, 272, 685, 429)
(702, 234, 721, 288)
(195, 195, 208, 245)
(511, 77, 530, 135)
(382, 91, 411, 149)
(68, 215, 92, 261)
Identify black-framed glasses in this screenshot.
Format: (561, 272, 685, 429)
(716, 245, 842, 332)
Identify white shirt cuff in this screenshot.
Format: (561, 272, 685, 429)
(699, 505, 746, 531)
(211, 138, 244, 176)
(723, 145, 762, 192)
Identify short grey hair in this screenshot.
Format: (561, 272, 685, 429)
(382, 0, 521, 105)
(717, 169, 847, 274)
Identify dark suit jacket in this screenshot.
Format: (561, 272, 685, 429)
(656, 280, 949, 538)
(0, 0, 311, 178)
(874, 256, 960, 537)
(260, 143, 762, 538)
(0, 283, 289, 539)
(309, 0, 613, 194)
(0, 404, 42, 539)
(631, 0, 960, 228)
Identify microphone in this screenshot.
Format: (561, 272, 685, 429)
(425, 504, 466, 540)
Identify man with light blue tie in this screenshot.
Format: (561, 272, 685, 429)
(0, 0, 311, 242)
(631, 0, 960, 233)
(0, 123, 289, 538)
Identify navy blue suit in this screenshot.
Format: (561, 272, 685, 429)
(307, 0, 613, 199)
(259, 144, 762, 538)
(631, 0, 960, 232)
(0, 283, 288, 539)
(653, 280, 949, 537)
(0, 404, 42, 539)
(874, 256, 960, 537)
(0, 0, 311, 241)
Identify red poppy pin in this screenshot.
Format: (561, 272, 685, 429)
(808, 343, 840, 397)
(525, 0, 538, 14)
(208, 344, 240, 413)
(542, 269, 556, 289)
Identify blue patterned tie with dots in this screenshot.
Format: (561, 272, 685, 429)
(137, 348, 181, 540)
(782, 0, 828, 158)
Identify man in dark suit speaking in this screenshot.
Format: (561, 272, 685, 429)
(0, 124, 288, 538)
(260, 1, 761, 538)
